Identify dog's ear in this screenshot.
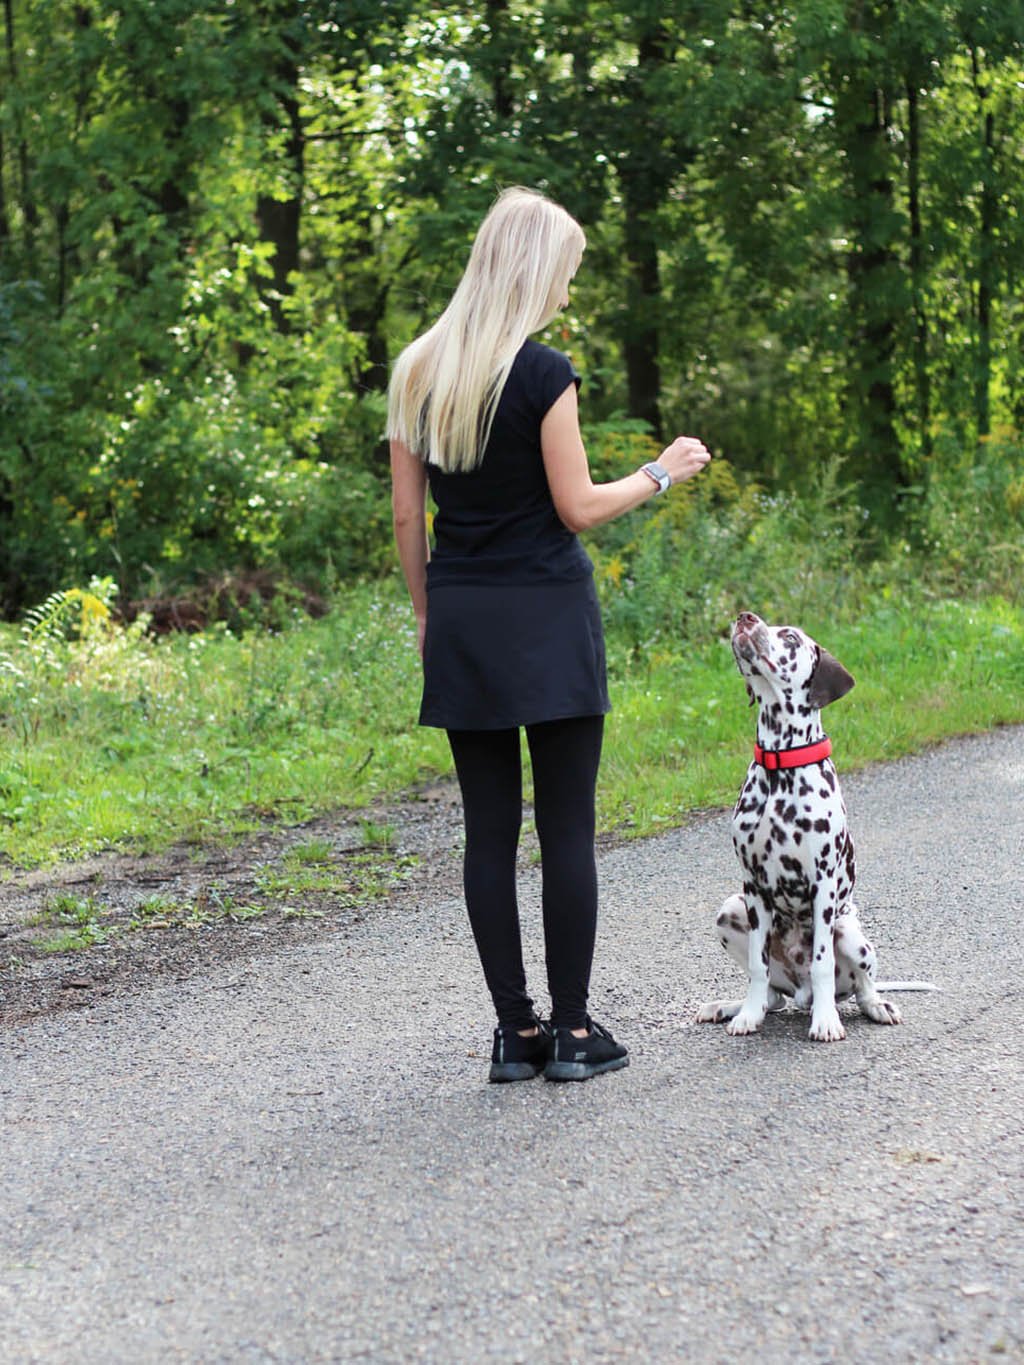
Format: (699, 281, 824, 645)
(808, 649, 855, 708)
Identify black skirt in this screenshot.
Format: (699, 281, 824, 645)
(419, 575, 610, 731)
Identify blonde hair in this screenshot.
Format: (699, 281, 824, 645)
(387, 187, 585, 473)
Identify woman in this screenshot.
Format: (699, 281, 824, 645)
(388, 187, 709, 1083)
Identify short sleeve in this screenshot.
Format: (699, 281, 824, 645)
(533, 346, 581, 420)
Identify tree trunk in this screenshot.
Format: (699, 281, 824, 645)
(616, 27, 673, 440)
(54, 200, 69, 315)
(619, 176, 663, 439)
(836, 76, 904, 494)
(347, 219, 390, 396)
(971, 48, 995, 440)
(0, 121, 9, 247)
(976, 112, 995, 440)
(485, 0, 514, 120)
(255, 21, 304, 334)
(3, 0, 39, 264)
(155, 97, 191, 226)
(905, 77, 931, 458)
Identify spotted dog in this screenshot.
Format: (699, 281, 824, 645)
(697, 612, 902, 1042)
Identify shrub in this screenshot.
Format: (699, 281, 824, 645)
(908, 429, 1024, 601)
(587, 454, 868, 653)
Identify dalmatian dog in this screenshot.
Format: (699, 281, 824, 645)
(697, 612, 902, 1042)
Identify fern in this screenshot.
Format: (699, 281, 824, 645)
(22, 576, 117, 644)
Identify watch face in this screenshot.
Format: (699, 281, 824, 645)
(642, 462, 669, 492)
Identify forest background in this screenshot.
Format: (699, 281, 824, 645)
(1, 0, 1023, 869)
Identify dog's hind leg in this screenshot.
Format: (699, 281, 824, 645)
(697, 893, 792, 1024)
(835, 909, 902, 1026)
(696, 894, 748, 1023)
(696, 997, 744, 1023)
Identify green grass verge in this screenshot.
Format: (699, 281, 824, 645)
(1, 583, 1022, 869)
(599, 595, 1024, 834)
(0, 581, 449, 867)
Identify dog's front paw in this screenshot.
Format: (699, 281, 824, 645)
(808, 1008, 846, 1042)
(860, 996, 903, 1026)
(696, 999, 742, 1024)
(726, 1009, 764, 1036)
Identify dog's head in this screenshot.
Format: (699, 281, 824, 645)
(731, 612, 854, 713)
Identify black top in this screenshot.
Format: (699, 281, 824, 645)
(425, 340, 592, 587)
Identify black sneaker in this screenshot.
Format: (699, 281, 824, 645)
(488, 1018, 552, 1083)
(544, 1018, 629, 1083)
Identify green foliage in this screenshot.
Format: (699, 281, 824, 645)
(22, 576, 119, 643)
(588, 454, 874, 653)
(908, 429, 1024, 598)
(254, 847, 417, 905)
(3, 0, 1024, 613)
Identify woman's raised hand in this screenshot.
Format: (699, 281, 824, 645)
(659, 436, 711, 485)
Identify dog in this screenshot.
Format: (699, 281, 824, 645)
(697, 612, 902, 1042)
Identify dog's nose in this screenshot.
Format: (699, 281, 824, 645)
(736, 612, 758, 630)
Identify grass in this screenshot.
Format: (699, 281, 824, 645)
(0, 580, 450, 867)
(254, 837, 416, 903)
(1, 576, 1022, 871)
(29, 894, 110, 951)
(597, 595, 1024, 834)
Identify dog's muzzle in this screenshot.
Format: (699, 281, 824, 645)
(732, 613, 773, 670)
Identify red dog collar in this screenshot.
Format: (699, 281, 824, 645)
(754, 737, 832, 771)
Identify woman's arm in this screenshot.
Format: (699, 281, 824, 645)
(541, 383, 710, 533)
(389, 439, 429, 655)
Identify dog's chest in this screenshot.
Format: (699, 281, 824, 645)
(732, 762, 852, 904)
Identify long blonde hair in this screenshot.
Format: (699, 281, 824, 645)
(387, 187, 585, 473)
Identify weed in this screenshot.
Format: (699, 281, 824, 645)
(127, 895, 189, 930)
(32, 894, 111, 952)
(344, 852, 419, 901)
(358, 818, 396, 851)
(256, 864, 343, 898)
(282, 838, 334, 867)
(187, 887, 264, 925)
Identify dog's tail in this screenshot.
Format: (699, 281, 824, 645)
(875, 980, 940, 991)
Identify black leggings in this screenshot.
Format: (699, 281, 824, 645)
(447, 715, 604, 1031)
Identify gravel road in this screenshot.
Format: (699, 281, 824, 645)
(2, 728, 1022, 1364)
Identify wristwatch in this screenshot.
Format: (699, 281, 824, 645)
(640, 461, 671, 494)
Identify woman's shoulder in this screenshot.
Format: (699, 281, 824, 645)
(499, 341, 580, 422)
(516, 338, 579, 375)
(509, 340, 581, 407)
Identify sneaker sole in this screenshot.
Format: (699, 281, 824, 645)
(488, 1061, 543, 1083)
(543, 1055, 629, 1083)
